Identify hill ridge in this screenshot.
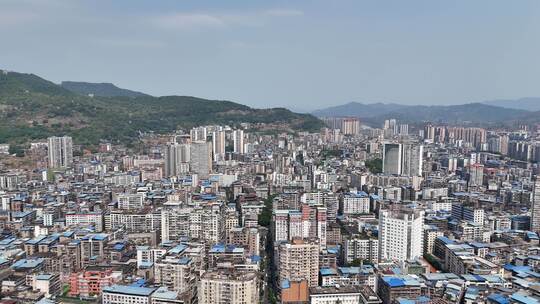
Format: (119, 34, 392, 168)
(0, 70, 323, 145)
(61, 81, 150, 98)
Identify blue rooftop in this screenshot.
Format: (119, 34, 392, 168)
(511, 293, 540, 304)
(201, 194, 216, 200)
(437, 236, 456, 245)
(12, 258, 44, 269)
(210, 243, 243, 253)
(527, 232, 539, 240)
(488, 294, 510, 304)
(113, 243, 126, 251)
(346, 191, 368, 198)
(327, 246, 339, 254)
(383, 277, 405, 287)
(320, 267, 337, 276)
(130, 279, 146, 287)
(169, 244, 187, 254)
(504, 264, 532, 273)
(82, 233, 108, 241)
(35, 274, 54, 280)
(0, 237, 16, 245)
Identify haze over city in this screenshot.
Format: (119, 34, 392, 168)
(2, 0, 540, 110)
(3, 1, 540, 304)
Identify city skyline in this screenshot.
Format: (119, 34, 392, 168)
(2, 1, 540, 303)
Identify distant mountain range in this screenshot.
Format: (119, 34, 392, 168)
(312, 99, 540, 126)
(0, 70, 323, 146)
(482, 97, 540, 111)
(61, 81, 150, 98)
(312, 102, 409, 118)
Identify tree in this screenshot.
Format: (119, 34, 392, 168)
(365, 158, 382, 173)
(258, 195, 276, 227)
(8, 144, 24, 157)
(349, 258, 373, 267)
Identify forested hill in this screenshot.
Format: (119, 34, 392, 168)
(0, 70, 323, 146)
(61, 81, 150, 98)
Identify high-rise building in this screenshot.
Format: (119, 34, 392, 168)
(321, 117, 360, 135)
(401, 143, 423, 177)
(423, 124, 446, 143)
(424, 124, 435, 142)
(190, 126, 207, 141)
(341, 192, 371, 215)
(344, 237, 379, 264)
(451, 203, 485, 225)
(164, 143, 190, 177)
(378, 207, 424, 262)
(278, 239, 320, 287)
(273, 207, 327, 249)
(212, 130, 225, 161)
(233, 130, 244, 154)
(161, 208, 191, 242)
(531, 177, 540, 233)
(384, 119, 398, 135)
(423, 226, 443, 255)
(274, 210, 290, 242)
(190, 141, 212, 178)
(198, 271, 258, 304)
(398, 124, 409, 135)
(500, 134, 509, 155)
(321, 117, 341, 130)
(116, 193, 145, 210)
(382, 143, 402, 175)
(47, 136, 73, 168)
(162, 202, 224, 244)
(228, 227, 260, 256)
(341, 117, 360, 135)
(447, 127, 486, 149)
(316, 206, 327, 250)
(467, 164, 484, 187)
(382, 143, 423, 177)
(154, 256, 197, 296)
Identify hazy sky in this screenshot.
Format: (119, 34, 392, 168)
(2, 0, 540, 111)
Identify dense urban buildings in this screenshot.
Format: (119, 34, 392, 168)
(1, 117, 540, 304)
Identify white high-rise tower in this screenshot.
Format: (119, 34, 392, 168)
(379, 206, 424, 262)
(531, 177, 540, 233)
(212, 130, 225, 161)
(233, 130, 244, 154)
(47, 136, 73, 168)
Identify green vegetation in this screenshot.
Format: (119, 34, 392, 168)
(321, 149, 342, 159)
(349, 258, 373, 267)
(258, 195, 276, 227)
(365, 158, 382, 173)
(268, 288, 278, 304)
(0, 71, 324, 146)
(424, 253, 443, 271)
(261, 194, 279, 304)
(8, 144, 25, 157)
(61, 81, 149, 98)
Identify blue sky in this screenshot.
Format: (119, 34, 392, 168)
(1, 0, 539, 111)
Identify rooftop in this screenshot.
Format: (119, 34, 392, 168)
(309, 285, 362, 295)
(103, 285, 156, 296)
